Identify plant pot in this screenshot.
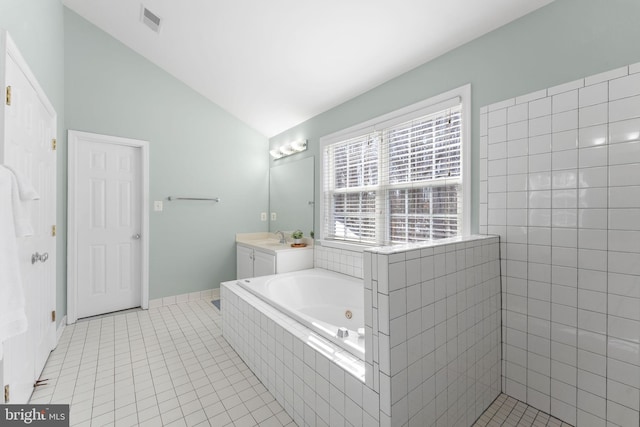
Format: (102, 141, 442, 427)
(293, 239, 302, 244)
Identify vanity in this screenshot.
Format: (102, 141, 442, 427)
(236, 232, 313, 279)
(236, 155, 315, 279)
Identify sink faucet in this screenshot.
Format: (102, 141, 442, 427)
(274, 231, 286, 244)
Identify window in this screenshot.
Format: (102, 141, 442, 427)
(321, 85, 470, 246)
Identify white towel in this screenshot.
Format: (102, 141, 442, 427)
(0, 165, 39, 359)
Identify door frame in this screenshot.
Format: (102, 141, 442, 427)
(67, 130, 150, 324)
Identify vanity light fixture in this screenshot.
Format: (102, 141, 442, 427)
(269, 139, 308, 159)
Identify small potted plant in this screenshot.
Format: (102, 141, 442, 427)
(291, 230, 304, 244)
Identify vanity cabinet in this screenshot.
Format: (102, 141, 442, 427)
(236, 241, 313, 279)
(237, 245, 276, 279)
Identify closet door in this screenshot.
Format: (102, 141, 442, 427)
(73, 136, 142, 319)
(1, 30, 57, 404)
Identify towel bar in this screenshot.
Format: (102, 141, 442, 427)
(167, 196, 220, 202)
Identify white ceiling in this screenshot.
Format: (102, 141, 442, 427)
(62, 0, 554, 137)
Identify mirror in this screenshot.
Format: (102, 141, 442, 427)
(269, 156, 314, 235)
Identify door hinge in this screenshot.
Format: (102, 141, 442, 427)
(51, 310, 56, 322)
(51, 225, 56, 237)
(34, 379, 49, 388)
(52, 138, 57, 151)
(4, 384, 9, 403)
(5, 86, 11, 106)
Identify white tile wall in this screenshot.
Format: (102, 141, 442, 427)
(314, 243, 364, 278)
(364, 236, 501, 426)
(365, 237, 506, 426)
(222, 283, 373, 427)
(223, 235, 500, 427)
(481, 63, 640, 427)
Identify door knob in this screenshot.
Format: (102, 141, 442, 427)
(132, 233, 141, 240)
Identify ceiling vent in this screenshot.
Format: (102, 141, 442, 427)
(140, 5, 162, 33)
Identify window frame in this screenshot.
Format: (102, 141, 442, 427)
(319, 84, 471, 250)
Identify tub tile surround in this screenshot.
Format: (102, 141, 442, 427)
(221, 283, 372, 427)
(480, 62, 640, 426)
(222, 235, 501, 426)
(364, 235, 502, 427)
(314, 243, 364, 279)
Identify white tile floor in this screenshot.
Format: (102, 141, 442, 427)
(30, 299, 571, 427)
(30, 299, 295, 426)
(473, 394, 571, 427)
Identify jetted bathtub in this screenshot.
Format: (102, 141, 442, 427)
(236, 268, 365, 359)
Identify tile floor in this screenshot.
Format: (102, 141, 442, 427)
(473, 394, 570, 427)
(30, 299, 294, 426)
(30, 299, 571, 427)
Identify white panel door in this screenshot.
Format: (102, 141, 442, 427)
(1, 31, 57, 404)
(76, 139, 142, 318)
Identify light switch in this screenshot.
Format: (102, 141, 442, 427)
(261, 212, 267, 221)
(154, 201, 163, 211)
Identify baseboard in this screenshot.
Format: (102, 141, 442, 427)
(148, 287, 221, 309)
(55, 316, 67, 347)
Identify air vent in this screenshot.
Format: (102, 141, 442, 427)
(141, 5, 161, 33)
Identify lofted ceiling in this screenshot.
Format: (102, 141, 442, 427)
(62, 0, 555, 137)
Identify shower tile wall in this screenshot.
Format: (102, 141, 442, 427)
(480, 63, 640, 427)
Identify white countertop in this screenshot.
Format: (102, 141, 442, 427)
(236, 232, 313, 254)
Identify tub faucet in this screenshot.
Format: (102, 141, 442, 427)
(275, 230, 286, 244)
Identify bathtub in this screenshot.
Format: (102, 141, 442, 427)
(236, 268, 365, 359)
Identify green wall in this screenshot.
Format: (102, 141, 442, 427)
(64, 9, 269, 300)
(0, 0, 66, 325)
(270, 0, 640, 235)
(1, 2, 269, 323)
(4, 0, 640, 322)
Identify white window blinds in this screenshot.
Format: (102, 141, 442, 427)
(322, 102, 463, 246)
